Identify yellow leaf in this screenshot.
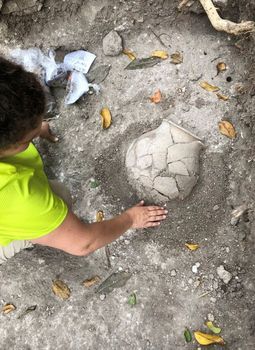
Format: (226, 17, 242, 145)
(96, 210, 105, 222)
(123, 48, 136, 61)
(199, 81, 220, 92)
(151, 50, 169, 59)
(100, 108, 112, 129)
(149, 89, 162, 104)
(83, 276, 101, 288)
(216, 93, 229, 101)
(52, 280, 71, 300)
(218, 120, 237, 139)
(185, 243, 199, 251)
(194, 331, 225, 345)
(217, 62, 227, 74)
(170, 51, 183, 64)
(2, 303, 16, 314)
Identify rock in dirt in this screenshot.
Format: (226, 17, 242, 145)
(1, 0, 44, 14)
(103, 30, 123, 56)
(126, 120, 204, 202)
(217, 265, 232, 284)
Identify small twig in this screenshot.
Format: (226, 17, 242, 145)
(199, 0, 255, 35)
(178, 0, 192, 11)
(105, 245, 111, 268)
(150, 29, 168, 48)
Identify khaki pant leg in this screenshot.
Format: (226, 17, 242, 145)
(0, 240, 33, 265)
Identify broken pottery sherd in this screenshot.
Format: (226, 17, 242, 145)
(125, 120, 204, 201)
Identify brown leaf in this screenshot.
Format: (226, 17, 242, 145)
(123, 48, 136, 61)
(216, 93, 229, 101)
(96, 210, 105, 222)
(2, 303, 16, 314)
(83, 276, 101, 288)
(52, 280, 71, 300)
(170, 51, 183, 64)
(199, 81, 220, 92)
(185, 243, 199, 251)
(194, 331, 225, 345)
(218, 120, 237, 139)
(216, 62, 227, 74)
(149, 89, 162, 104)
(100, 108, 112, 129)
(151, 50, 169, 60)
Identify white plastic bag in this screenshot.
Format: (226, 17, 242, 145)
(64, 50, 96, 74)
(65, 71, 90, 105)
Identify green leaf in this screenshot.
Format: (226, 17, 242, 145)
(128, 293, 137, 306)
(184, 328, 192, 343)
(125, 57, 162, 70)
(206, 321, 222, 334)
(96, 272, 132, 294)
(90, 179, 100, 188)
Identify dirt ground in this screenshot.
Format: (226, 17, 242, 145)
(0, 1, 255, 349)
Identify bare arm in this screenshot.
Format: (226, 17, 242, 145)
(31, 201, 168, 256)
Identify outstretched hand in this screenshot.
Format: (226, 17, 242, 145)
(125, 200, 168, 229)
(39, 121, 59, 142)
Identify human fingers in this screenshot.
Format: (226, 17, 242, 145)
(147, 214, 167, 222)
(147, 206, 165, 211)
(144, 221, 161, 228)
(147, 208, 168, 217)
(135, 200, 144, 207)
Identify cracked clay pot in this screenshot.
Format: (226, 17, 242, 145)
(125, 120, 204, 201)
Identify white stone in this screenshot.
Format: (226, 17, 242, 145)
(99, 294, 106, 301)
(125, 120, 203, 202)
(103, 30, 123, 56)
(136, 138, 151, 157)
(170, 269, 177, 277)
(208, 313, 214, 322)
(217, 265, 232, 284)
(153, 176, 179, 199)
(137, 155, 152, 169)
(192, 265, 198, 274)
(168, 161, 189, 176)
(167, 142, 203, 163)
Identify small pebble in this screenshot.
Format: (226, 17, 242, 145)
(192, 265, 198, 274)
(210, 297, 217, 303)
(188, 278, 193, 284)
(99, 294, 106, 301)
(170, 269, 177, 277)
(208, 313, 214, 322)
(213, 205, 219, 211)
(226, 247, 230, 253)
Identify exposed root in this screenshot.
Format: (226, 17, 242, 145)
(199, 0, 255, 35)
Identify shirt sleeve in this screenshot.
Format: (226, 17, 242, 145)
(0, 172, 68, 245)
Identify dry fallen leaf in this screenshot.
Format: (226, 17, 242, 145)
(83, 276, 101, 288)
(185, 243, 199, 251)
(206, 321, 222, 334)
(151, 50, 169, 59)
(52, 280, 71, 300)
(218, 120, 237, 139)
(123, 48, 136, 61)
(216, 62, 227, 74)
(194, 331, 225, 345)
(2, 303, 16, 314)
(100, 108, 112, 129)
(170, 51, 183, 64)
(149, 89, 162, 104)
(199, 81, 220, 92)
(96, 210, 105, 222)
(216, 93, 229, 101)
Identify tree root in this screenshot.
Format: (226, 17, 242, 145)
(199, 0, 255, 35)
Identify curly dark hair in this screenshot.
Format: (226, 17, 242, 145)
(0, 56, 46, 149)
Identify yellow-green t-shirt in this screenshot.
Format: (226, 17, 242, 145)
(0, 143, 68, 246)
